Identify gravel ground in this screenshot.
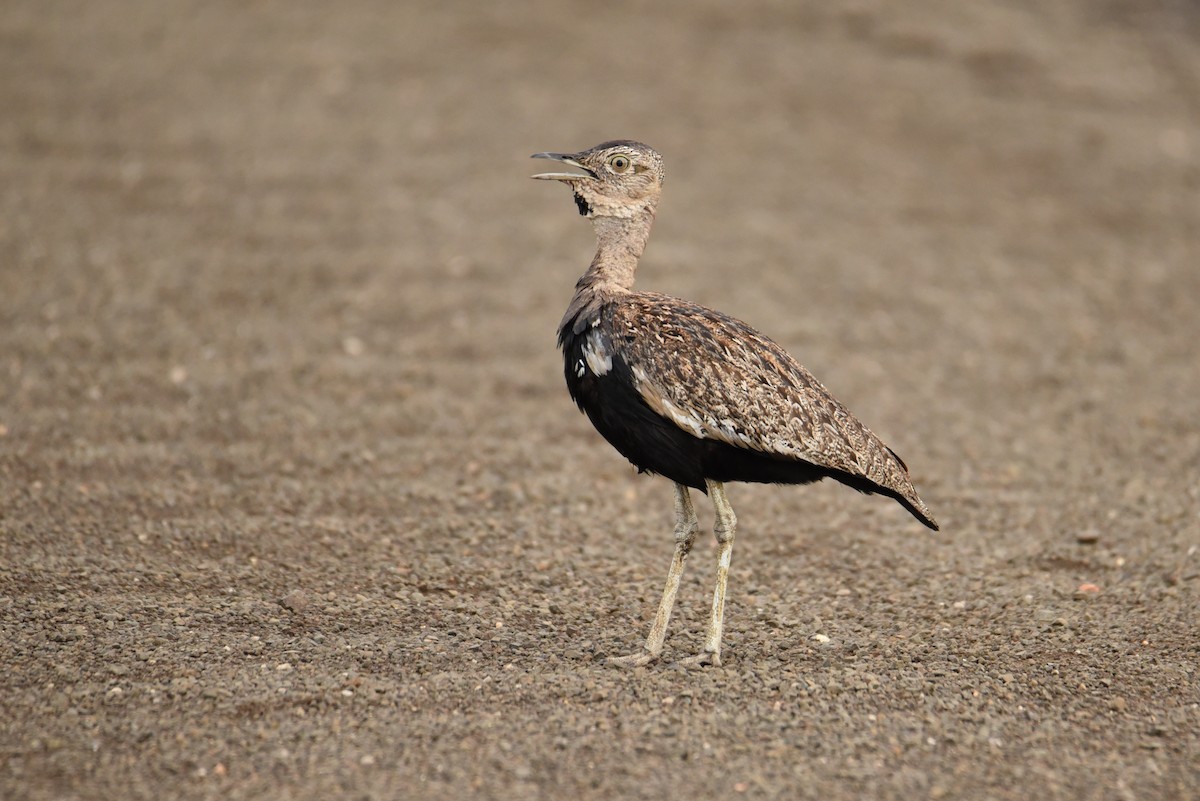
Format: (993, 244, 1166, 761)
(2, 1, 1198, 799)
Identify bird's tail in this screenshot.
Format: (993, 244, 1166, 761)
(898, 492, 939, 531)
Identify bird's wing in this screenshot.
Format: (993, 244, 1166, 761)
(611, 293, 919, 498)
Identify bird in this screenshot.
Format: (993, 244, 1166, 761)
(531, 140, 938, 668)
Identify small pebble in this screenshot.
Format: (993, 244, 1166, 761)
(280, 590, 309, 613)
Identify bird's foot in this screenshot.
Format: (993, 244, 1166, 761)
(672, 650, 720, 668)
(606, 651, 658, 668)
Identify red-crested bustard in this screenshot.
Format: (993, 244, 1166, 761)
(532, 140, 938, 667)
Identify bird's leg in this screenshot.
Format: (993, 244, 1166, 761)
(676, 479, 737, 668)
(608, 483, 699, 667)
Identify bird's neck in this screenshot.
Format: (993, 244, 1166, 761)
(558, 203, 657, 342)
(582, 204, 657, 295)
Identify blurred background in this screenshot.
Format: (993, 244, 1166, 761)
(1, 1, 1198, 799)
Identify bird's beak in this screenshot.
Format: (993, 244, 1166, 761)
(530, 152, 596, 181)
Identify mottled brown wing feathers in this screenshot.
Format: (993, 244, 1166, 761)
(610, 293, 933, 521)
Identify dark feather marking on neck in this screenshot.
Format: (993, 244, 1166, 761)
(573, 192, 592, 216)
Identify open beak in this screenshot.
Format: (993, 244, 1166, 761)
(531, 151, 596, 181)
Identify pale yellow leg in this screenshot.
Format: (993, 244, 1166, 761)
(675, 479, 737, 668)
(608, 483, 699, 667)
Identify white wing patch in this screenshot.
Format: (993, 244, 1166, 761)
(715, 419, 757, 449)
(582, 329, 613, 376)
(661, 398, 707, 438)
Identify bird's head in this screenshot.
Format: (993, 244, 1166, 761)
(531, 140, 664, 220)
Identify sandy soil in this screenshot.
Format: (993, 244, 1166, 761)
(2, 1, 1198, 799)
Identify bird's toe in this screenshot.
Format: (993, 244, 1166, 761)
(606, 651, 658, 668)
(672, 650, 720, 669)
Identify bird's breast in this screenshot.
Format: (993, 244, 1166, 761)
(581, 327, 613, 376)
(561, 321, 623, 409)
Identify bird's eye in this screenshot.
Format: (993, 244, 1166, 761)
(608, 154, 631, 173)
